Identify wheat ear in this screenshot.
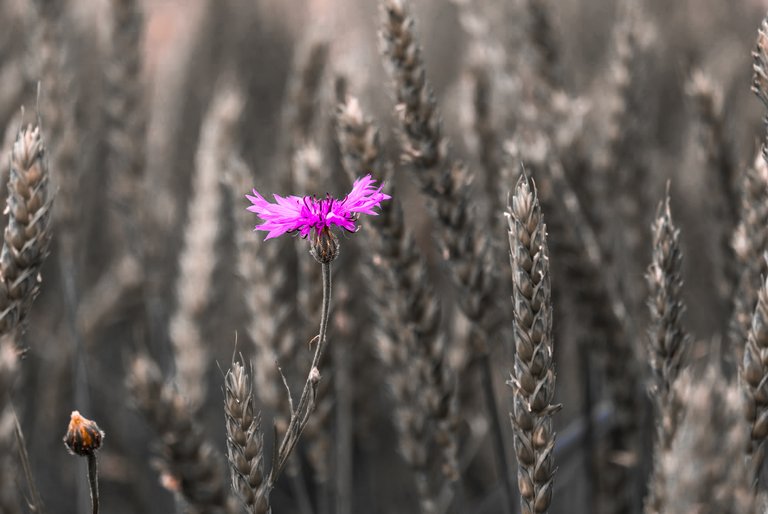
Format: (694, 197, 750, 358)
(741, 267, 768, 484)
(278, 40, 329, 191)
(380, 0, 498, 334)
(518, 130, 640, 513)
(507, 174, 560, 514)
(337, 96, 458, 511)
(223, 157, 297, 435)
(105, 0, 146, 224)
(524, 0, 561, 89)
(664, 367, 756, 513)
(169, 87, 240, 410)
(731, 153, 768, 355)
(31, 0, 80, 256)
(731, 14, 768, 355)
(0, 122, 52, 514)
(224, 358, 270, 514)
(0, 124, 54, 339)
(380, 3, 508, 508)
(643, 192, 689, 514)
(686, 71, 739, 307)
(128, 354, 235, 514)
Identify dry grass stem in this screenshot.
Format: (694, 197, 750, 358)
(507, 174, 560, 514)
(0, 124, 54, 340)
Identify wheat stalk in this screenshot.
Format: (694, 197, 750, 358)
(336, 96, 458, 511)
(379, 6, 507, 505)
(513, 128, 640, 513)
(507, 174, 559, 514)
(224, 358, 270, 514)
(0, 124, 54, 340)
(643, 192, 689, 514)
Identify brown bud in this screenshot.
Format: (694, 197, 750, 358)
(63, 411, 104, 456)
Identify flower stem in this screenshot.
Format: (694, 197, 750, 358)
(87, 453, 99, 514)
(270, 261, 333, 485)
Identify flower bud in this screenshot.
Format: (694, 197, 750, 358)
(310, 227, 340, 264)
(64, 411, 104, 456)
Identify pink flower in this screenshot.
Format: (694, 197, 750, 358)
(246, 174, 391, 241)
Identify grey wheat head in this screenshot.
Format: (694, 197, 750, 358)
(0, 124, 54, 339)
(507, 174, 560, 514)
(224, 358, 270, 514)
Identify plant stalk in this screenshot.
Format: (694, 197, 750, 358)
(87, 453, 99, 514)
(270, 261, 333, 485)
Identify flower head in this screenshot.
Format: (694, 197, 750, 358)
(246, 174, 391, 242)
(64, 410, 104, 457)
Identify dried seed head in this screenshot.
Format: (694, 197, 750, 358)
(63, 411, 104, 456)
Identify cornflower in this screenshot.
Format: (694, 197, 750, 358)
(247, 173, 390, 262)
(241, 173, 389, 498)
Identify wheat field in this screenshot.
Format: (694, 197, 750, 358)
(1, 0, 768, 513)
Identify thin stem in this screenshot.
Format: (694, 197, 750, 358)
(270, 261, 333, 485)
(87, 453, 99, 514)
(13, 409, 44, 513)
(479, 352, 514, 514)
(334, 323, 352, 514)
